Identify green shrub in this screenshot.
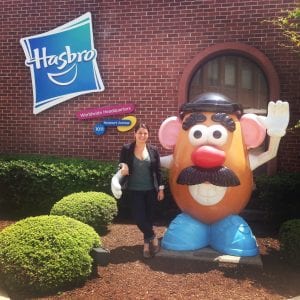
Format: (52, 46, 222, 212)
(279, 219, 300, 267)
(0, 215, 100, 295)
(50, 191, 118, 231)
(0, 154, 117, 217)
(248, 172, 300, 225)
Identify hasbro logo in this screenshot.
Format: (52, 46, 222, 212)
(20, 12, 104, 114)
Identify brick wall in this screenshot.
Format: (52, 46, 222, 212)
(0, 0, 299, 171)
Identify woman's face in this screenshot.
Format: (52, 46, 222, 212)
(135, 128, 149, 143)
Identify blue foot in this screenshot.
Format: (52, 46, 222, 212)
(210, 215, 259, 256)
(161, 213, 209, 251)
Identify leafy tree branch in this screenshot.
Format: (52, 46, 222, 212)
(264, 7, 300, 54)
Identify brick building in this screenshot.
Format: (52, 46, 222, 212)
(0, 0, 299, 172)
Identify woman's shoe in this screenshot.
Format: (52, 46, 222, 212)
(151, 237, 160, 254)
(143, 243, 152, 258)
(143, 249, 152, 258)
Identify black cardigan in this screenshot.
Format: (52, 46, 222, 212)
(119, 142, 163, 192)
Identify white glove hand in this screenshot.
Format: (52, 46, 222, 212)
(257, 100, 289, 137)
(111, 170, 123, 199)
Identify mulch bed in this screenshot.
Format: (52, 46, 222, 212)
(1, 219, 299, 300)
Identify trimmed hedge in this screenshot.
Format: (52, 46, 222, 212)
(50, 191, 118, 231)
(0, 215, 100, 295)
(0, 154, 117, 217)
(247, 172, 300, 225)
(279, 219, 300, 267)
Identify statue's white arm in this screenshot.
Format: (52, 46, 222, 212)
(111, 169, 123, 199)
(249, 101, 289, 171)
(160, 155, 173, 169)
(111, 163, 129, 199)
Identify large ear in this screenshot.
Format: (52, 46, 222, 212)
(159, 116, 182, 150)
(240, 114, 266, 149)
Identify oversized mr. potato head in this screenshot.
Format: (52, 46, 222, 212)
(168, 111, 252, 224)
(159, 92, 289, 256)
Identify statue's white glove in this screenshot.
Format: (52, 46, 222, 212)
(257, 100, 289, 137)
(111, 169, 123, 199)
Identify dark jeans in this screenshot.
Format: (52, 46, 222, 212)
(128, 189, 156, 243)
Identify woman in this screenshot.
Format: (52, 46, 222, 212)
(118, 123, 164, 258)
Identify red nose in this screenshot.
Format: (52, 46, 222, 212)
(191, 145, 226, 168)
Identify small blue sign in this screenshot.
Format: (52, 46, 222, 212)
(103, 119, 131, 127)
(20, 12, 105, 114)
(93, 123, 106, 135)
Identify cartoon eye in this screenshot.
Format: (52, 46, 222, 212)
(207, 125, 228, 146)
(188, 125, 208, 146)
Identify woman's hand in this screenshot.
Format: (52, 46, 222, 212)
(157, 190, 164, 201)
(119, 163, 129, 176)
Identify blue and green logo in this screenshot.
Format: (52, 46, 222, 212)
(20, 12, 104, 114)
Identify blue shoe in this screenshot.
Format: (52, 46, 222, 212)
(161, 213, 209, 251)
(210, 215, 259, 256)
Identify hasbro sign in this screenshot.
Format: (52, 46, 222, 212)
(20, 12, 104, 114)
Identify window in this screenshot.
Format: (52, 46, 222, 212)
(188, 55, 269, 114)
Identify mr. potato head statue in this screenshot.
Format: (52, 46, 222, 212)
(158, 92, 289, 256)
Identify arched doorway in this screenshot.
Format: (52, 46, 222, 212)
(179, 42, 279, 107)
(189, 55, 268, 114)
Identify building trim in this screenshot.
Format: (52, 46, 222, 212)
(178, 42, 280, 109)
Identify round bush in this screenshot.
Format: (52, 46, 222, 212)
(50, 191, 118, 231)
(279, 219, 300, 267)
(0, 215, 100, 295)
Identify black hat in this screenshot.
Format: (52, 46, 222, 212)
(180, 92, 243, 119)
